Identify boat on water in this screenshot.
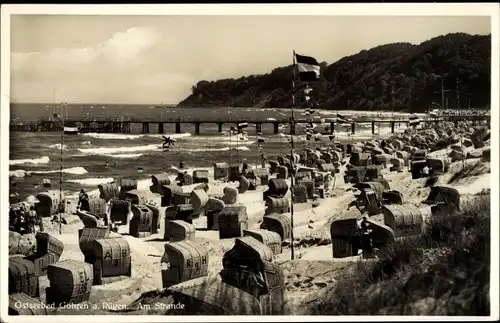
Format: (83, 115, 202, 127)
(63, 121, 79, 135)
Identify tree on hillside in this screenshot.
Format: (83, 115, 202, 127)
(178, 33, 491, 112)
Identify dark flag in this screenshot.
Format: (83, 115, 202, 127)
(409, 116, 421, 126)
(295, 53, 320, 82)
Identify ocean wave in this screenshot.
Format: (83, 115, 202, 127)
(9, 170, 27, 178)
(48, 143, 68, 150)
(104, 153, 144, 159)
(81, 133, 146, 140)
(9, 166, 88, 178)
(217, 133, 251, 142)
(10, 156, 50, 166)
(219, 141, 256, 146)
(78, 144, 159, 155)
(80, 132, 192, 140)
(31, 166, 88, 175)
(67, 177, 115, 186)
(146, 133, 191, 139)
(184, 146, 250, 152)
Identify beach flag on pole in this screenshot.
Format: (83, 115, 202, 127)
(295, 53, 320, 82)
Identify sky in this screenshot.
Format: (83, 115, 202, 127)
(10, 15, 491, 104)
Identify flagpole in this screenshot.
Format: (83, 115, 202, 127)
(59, 103, 65, 235)
(290, 50, 296, 261)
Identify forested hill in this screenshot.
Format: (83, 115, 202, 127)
(178, 33, 491, 112)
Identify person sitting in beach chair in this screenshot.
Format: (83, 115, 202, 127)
(78, 189, 89, 209)
(420, 165, 430, 177)
(51, 201, 67, 225)
(176, 171, 189, 186)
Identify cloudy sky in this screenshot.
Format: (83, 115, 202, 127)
(10, 14, 490, 104)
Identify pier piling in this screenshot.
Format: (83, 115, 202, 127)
(273, 122, 279, 135)
(255, 123, 262, 134)
(330, 122, 335, 135)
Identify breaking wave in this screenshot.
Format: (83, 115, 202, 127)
(77, 144, 159, 155)
(66, 177, 115, 186)
(104, 153, 144, 159)
(81, 132, 191, 140)
(9, 166, 88, 178)
(184, 146, 250, 152)
(48, 143, 68, 150)
(10, 156, 50, 166)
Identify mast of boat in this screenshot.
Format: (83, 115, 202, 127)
(58, 101, 65, 235)
(290, 50, 297, 260)
(52, 88, 56, 116)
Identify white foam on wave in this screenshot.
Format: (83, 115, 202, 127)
(104, 153, 144, 159)
(146, 133, 191, 139)
(78, 144, 159, 155)
(31, 166, 88, 175)
(10, 156, 50, 166)
(185, 146, 250, 152)
(81, 132, 192, 140)
(219, 141, 256, 146)
(9, 170, 27, 178)
(81, 133, 145, 140)
(67, 177, 115, 186)
(48, 143, 68, 150)
(217, 133, 251, 142)
(9, 166, 88, 178)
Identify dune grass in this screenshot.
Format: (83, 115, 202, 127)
(307, 194, 491, 315)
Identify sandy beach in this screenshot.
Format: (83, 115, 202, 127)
(22, 127, 490, 315)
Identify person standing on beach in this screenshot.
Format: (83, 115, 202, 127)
(359, 218, 375, 258)
(26, 206, 39, 234)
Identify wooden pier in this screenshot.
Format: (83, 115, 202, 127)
(9, 115, 490, 135)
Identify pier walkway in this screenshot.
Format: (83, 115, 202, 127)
(9, 115, 490, 135)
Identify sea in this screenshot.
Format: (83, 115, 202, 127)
(9, 103, 414, 201)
